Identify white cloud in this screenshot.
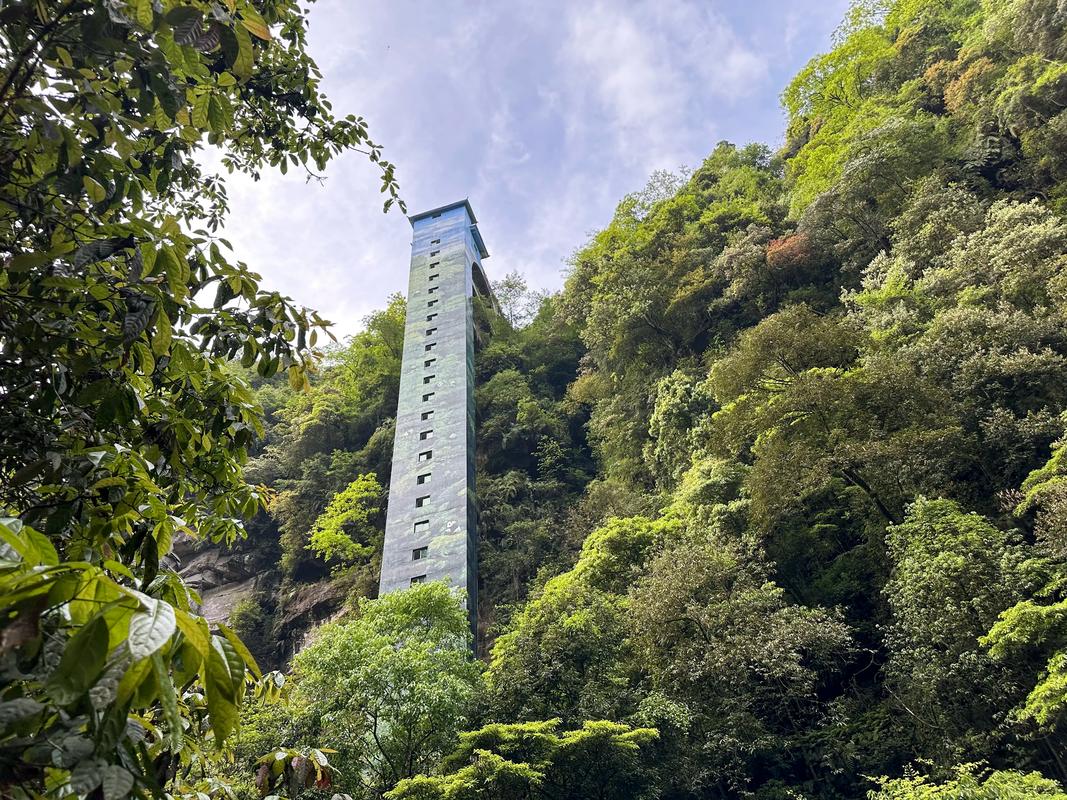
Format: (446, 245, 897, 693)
(562, 0, 768, 171)
(480, 104, 532, 187)
(209, 0, 842, 338)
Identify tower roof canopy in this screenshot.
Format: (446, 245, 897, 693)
(408, 199, 489, 259)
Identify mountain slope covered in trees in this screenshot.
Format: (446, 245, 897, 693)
(218, 1, 1067, 797)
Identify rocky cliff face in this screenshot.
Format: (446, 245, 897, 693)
(177, 540, 265, 623)
(173, 532, 349, 670)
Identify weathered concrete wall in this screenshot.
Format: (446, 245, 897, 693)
(379, 200, 488, 635)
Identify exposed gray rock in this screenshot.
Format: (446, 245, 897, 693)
(199, 577, 258, 624)
(174, 533, 267, 625)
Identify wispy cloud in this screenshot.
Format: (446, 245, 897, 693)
(561, 0, 768, 171)
(211, 0, 845, 338)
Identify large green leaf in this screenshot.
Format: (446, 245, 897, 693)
(218, 621, 262, 680)
(204, 636, 241, 744)
(214, 633, 245, 694)
(114, 657, 152, 708)
(72, 237, 131, 269)
(0, 698, 44, 731)
(128, 599, 176, 660)
(45, 616, 109, 705)
(231, 23, 253, 82)
(70, 758, 106, 794)
(0, 519, 57, 566)
(151, 652, 184, 752)
(239, 6, 271, 40)
(166, 6, 202, 46)
(151, 308, 172, 356)
(175, 608, 212, 661)
(208, 93, 233, 134)
(101, 764, 135, 800)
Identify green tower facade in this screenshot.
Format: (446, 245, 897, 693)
(378, 200, 491, 635)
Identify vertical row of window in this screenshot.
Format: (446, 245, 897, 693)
(426, 261, 440, 311)
(411, 239, 441, 585)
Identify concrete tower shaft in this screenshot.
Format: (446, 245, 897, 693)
(378, 200, 490, 636)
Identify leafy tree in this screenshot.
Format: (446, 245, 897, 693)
(885, 178, 986, 271)
(921, 200, 1067, 313)
(386, 719, 660, 800)
(644, 370, 716, 490)
(278, 583, 482, 799)
(979, 440, 1067, 739)
(1015, 425, 1067, 557)
(883, 499, 1046, 763)
(797, 116, 955, 271)
(707, 305, 966, 526)
(306, 472, 384, 565)
(493, 270, 545, 329)
(869, 765, 1067, 799)
(477, 370, 566, 475)
(985, 598, 1067, 733)
(628, 516, 851, 795)
(562, 145, 793, 486)
(0, 0, 398, 796)
(247, 296, 406, 580)
(847, 197, 1067, 501)
(473, 295, 593, 621)
(486, 516, 675, 724)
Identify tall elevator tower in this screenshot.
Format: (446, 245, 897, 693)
(378, 200, 492, 635)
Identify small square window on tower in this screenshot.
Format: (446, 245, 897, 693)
(412, 545, 428, 560)
(425, 341, 436, 351)
(428, 286, 439, 294)
(429, 250, 440, 256)
(426, 313, 437, 322)
(418, 450, 432, 462)
(410, 574, 427, 585)
(430, 239, 440, 245)
(429, 273, 440, 282)
(429, 261, 440, 268)
(427, 299, 438, 308)
(415, 494, 430, 508)
(419, 429, 433, 440)
(422, 392, 435, 402)
(423, 374, 434, 384)
(413, 519, 429, 534)
(424, 358, 436, 368)
(416, 472, 431, 484)
(421, 410, 434, 421)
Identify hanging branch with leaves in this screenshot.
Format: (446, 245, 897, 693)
(0, 0, 402, 797)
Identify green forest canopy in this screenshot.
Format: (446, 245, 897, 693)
(6, 0, 1067, 799)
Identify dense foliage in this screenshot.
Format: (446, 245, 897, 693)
(386, 719, 659, 800)
(228, 584, 481, 799)
(484, 0, 1067, 794)
(0, 0, 397, 797)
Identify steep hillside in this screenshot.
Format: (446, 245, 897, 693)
(188, 0, 1067, 796)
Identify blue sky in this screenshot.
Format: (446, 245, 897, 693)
(219, 0, 849, 338)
